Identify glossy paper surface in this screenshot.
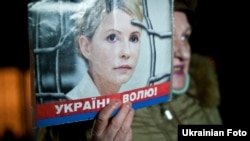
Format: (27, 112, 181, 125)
(28, 0, 173, 127)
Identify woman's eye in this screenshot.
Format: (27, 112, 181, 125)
(181, 34, 190, 41)
(130, 35, 139, 43)
(106, 34, 117, 42)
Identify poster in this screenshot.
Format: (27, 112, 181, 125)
(28, 0, 173, 128)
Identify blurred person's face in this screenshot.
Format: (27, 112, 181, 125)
(79, 9, 141, 88)
(172, 12, 191, 90)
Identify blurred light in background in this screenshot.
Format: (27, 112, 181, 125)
(0, 67, 34, 140)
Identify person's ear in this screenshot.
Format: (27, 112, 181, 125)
(78, 36, 91, 59)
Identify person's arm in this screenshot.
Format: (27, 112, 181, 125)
(90, 100, 134, 141)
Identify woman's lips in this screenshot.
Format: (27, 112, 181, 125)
(173, 65, 184, 75)
(114, 65, 132, 71)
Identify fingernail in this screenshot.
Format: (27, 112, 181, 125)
(114, 100, 120, 107)
(125, 102, 131, 108)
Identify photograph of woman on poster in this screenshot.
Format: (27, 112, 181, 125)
(66, 0, 144, 99)
(29, 0, 172, 127)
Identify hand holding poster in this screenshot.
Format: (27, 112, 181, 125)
(28, 0, 173, 127)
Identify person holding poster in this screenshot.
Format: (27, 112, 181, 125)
(131, 0, 223, 140)
(32, 0, 171, 128)
(36, 0, 222, 141)
(65, 0, 144, 99)
(37, 0, 142, 140)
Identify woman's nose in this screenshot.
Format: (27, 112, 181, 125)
(174, 39, 189, 60)
(174, 39, 182, 55)
(120, 41, 131, 59)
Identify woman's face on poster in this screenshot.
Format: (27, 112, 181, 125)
(80, 9, 141, 86)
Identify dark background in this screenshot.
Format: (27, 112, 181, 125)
(0, 0, 30, 70)
(190, 0, 249, 125)
(0, 0, 249, 140)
